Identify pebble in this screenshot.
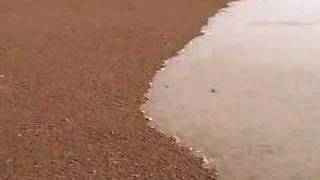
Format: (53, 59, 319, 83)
(63, 118, 70, 122)
(6, 159, 13, 164)
(145, 116, 152, 121)
(0, 75, 5, 78)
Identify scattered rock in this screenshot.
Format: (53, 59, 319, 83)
(132, 174, 140, 178)
(0, 75, 5, 78)
(63, 118, 70, 122)
(103, 133, 111, 138)
(48, 124, 56, 129)
(6, 159, 13, 164)
(210, 88, 216, 93)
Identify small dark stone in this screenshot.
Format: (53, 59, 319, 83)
(210, 88, 216, 93)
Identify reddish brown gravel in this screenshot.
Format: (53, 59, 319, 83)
(0, 0, 229, 179)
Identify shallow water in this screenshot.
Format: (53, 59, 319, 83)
(142, 0, 320, 180)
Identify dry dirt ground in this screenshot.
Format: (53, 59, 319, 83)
(0, 0, 229, 179)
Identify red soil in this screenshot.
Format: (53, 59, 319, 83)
(0, 0, 229, 179)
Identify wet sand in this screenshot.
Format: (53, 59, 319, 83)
(0, 0, 229, 179)
(143, 0, 320, 180)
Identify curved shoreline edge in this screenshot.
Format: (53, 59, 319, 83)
(141, 2, 234, 178)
